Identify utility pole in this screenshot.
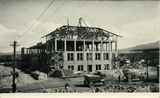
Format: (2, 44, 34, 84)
(10, 41, 19, 93)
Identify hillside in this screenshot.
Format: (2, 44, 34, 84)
(0, 51, 21, 55)
(119, 40, 160, 53)
(0, 52, 5, 55)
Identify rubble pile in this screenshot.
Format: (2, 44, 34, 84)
(0, 66, 42, 87)
(31, 71, 48, 80)
(91, 84, 151, 93)
(0, 66, 20, 77)
(42, 84, 151, 93)
(0, 66, 19, 87)
(17, 72, 40, 86)
(0, 75, 12, 87)
(44, 87, 77, 93)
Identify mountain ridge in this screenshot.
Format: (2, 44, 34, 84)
(0, 51, 21, 55)
(119, 40, 159, 53)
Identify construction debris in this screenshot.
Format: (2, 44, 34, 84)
(30, 71, 48, 80)
(48, 69, 74, 78)
(44, 87, 77, 93)
(0, 65, 41, 88)
(90, 84, 151, 93)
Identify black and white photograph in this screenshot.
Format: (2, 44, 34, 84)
(0, 0, 159, 95)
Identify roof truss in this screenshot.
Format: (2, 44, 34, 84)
(42, 25, 122, 41)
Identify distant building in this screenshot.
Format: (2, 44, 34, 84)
(119, 47, 159, 66)
(131, 48, 159, 65)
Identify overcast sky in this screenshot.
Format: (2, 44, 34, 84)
(0, 0, 159, 53)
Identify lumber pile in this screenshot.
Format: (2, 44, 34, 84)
(30, 71, 48, 80)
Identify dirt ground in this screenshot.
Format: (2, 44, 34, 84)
(0, 65, 159, 93)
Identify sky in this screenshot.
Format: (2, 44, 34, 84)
(0, 0, 159, 53)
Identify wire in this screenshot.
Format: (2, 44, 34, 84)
(56, 0, 88, 23)
(18, 0, 54, 42)
(32, 0, 67, 33)
(19, 0, 67, 44)
(34, 0, 88, 38)
(21, 0, 88, 46)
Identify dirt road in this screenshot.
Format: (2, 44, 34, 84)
(17, 76, 159, 93)
(0, 65, 159, 93)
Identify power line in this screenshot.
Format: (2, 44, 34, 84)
(20, 0, 88, 46)
(34, 0, 87, 39)
(32, 0, 67, 33)
(19, 0, 67, 44)
(18, 0, 54, 42)
(56, 0, 88, 23)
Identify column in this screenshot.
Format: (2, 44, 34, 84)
(106, 43, 107, 51)
(83, 40, 86, 62)
(46, 42, 48, 52)
(74, 40, 77, 62)
(64, 40, 66, 51)
(101, 41, 103, 62)
(74, 40, 76, 52)
(109, 41, 112, 70)
(92, 40, 94, 52)
(39, 47, 40, 53)
(55, 39, 57, 51)
(26, 48, 28, 54)
(111, 42, 112, 51)
(115, 41, 117, 51)
(115, 41, 118, 57)
(92, 40, 94, 62)
(29, 49, 30, 54)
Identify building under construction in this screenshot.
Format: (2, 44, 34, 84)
(21, 18, 122, 73)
